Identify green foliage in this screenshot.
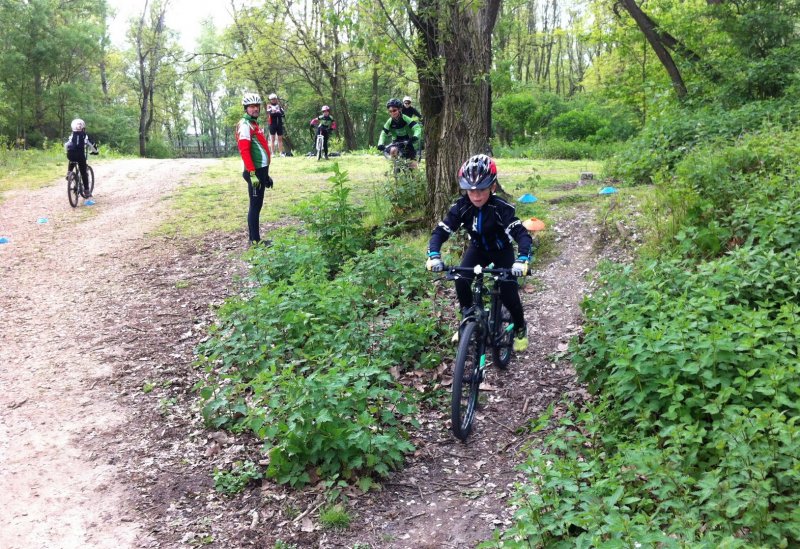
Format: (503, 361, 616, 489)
(319, 504, 351, 530)
(494, 126, 800, 546)
(213, 460, 263, 495)
(493, 90, 565, 145)
(197, 229, 441, 487)
(548, 110, 604, 141)
(293, 163, 368, 270)
(607, 99, 800, 184)
(493, 138, 619, 160)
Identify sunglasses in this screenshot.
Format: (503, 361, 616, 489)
(403, 101, 411, 104)
(388, 108, 399, 113)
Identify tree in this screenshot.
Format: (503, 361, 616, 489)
(379, 0, 501, 223)
(129, 0, 175, 156)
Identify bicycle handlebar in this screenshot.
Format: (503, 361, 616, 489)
(439, 265, 523, 281)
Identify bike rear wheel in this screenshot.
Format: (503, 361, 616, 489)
(83, 165, 94, 197)
(452, 320, 482, 441)
(492, 304, 514, 370)
(316, 136, 323, 161)
(67, 171, 79, 207)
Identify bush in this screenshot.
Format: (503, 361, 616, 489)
(549, 110, 604, 141)
(197, 231, 442, 487)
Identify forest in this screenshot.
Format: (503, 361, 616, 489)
(3, 0, 800, 546)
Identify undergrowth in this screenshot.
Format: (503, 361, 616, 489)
(196, 164, 443, 488)
(487, 128, 800, 547)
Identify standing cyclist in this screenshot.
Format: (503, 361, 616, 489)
(65, 119, 98, 198)
(377, 98, 422, 163)
(236, 92, 273, 245)
(266, 93, 286, 156)
(401, 96, 422, 121)
(426, 154, 531, 351)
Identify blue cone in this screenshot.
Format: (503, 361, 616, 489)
(599, 187, 618, 195)
(85, 199, 95, 206)
(0, 236, 9, 244)
(518, 193, 538, 203)
(37, 217, 48, 224)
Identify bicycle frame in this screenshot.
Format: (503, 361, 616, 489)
(450, 265, 515, 354)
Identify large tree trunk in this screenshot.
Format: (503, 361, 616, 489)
(412, 0, 501, 225)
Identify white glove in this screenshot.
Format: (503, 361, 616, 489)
(426, 253, 444, 272)
(511, 256, 529, 277)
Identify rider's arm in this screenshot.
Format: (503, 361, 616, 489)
(236, 120, 256, 172)
(500, 205, 533, 258)
(378, 119, 392, 147)
(428, 199, 467, 253)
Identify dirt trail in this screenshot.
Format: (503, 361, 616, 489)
(0, 159, 221, 549)
(0, 158, 620, 548)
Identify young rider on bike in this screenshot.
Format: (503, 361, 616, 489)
(377, 98, 422, 163)
(65, 118, 98, 197)
(426, 154, 531, 351)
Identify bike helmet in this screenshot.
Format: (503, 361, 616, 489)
(268, 93, 278, 100)
(71, 118, 85, 131)
(386, 98, 403, 109)
(403, 96, 413, 103)
(458, 154, 498, 190)
(321, 105, 330, 112)
(242, 92, 262, 107)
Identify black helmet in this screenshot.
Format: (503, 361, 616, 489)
(458, 154, 498, 190)
(386, 98, 403, 109)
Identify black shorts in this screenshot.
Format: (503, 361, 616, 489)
(269, 123, 284, 136)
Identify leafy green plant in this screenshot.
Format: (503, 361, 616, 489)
(212, 460, 263, 495)
(319, 504, 351, 530)
(293, 162, 368, 271)
(196, 236, 437, 487)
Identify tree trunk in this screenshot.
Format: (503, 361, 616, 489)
(411, 0, 500, 224)
(618, 0, 687, 99)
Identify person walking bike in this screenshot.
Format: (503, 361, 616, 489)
(426, 154, 531, 351)
(236, 92, 273, 245)
(65, 118, 98, 198)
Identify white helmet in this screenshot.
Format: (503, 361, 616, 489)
(403, 96, 413, 103)
(268, 93, 278, 100)
(242, 92, 262, 107)
(71, 118, 85, 131)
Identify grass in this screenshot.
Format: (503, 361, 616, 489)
(155, 153, 603, 238)
(0, 145, 130, 203)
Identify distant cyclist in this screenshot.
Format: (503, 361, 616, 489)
(401, 96, 422, 122)
(312, 105, 336, 159)
(266, 93, 286, 156)
(377, 98, 422, 163)
(65, 118, 98, 197)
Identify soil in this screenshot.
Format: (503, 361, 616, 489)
(0, 159, 630, 549)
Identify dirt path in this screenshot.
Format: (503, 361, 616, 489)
(1, 160, 621, 548)
(0, 158, 222, 549)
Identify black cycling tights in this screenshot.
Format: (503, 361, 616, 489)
(67, 160, 89, 190)
(454, 245, 525, 328)
(242, 167, 269, 243)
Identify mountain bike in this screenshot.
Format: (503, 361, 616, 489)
(315, 128, 329, 161)
(382, 140, 417, 180)
(66, 162, 94, 207)
(439, 265, 520, 441)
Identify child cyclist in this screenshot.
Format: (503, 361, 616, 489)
(65, 118, 98, 197)
(426, 154, 531, 351)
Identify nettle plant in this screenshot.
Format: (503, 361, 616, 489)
(197, 168, 443, 488)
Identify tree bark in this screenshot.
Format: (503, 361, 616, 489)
(410, 0, 501, 225)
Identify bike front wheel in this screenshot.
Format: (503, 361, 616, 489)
(452, 320, 482, 441)
(67, 171, 79, 207)
(492, 305, 514, 370)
